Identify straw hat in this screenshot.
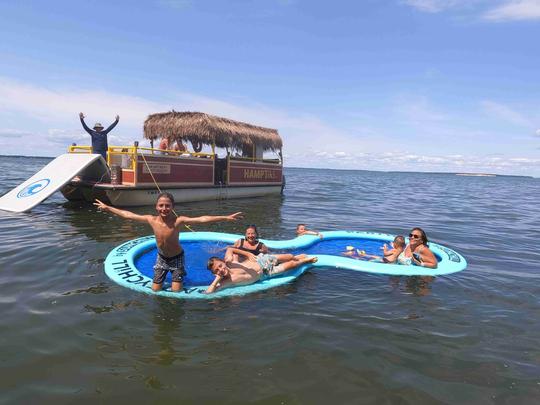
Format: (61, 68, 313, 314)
(93, 122, 104, 129)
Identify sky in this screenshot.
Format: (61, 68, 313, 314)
(0, 0, 539, 176)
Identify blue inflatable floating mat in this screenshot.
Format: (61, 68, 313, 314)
(104, 231, 467, 299)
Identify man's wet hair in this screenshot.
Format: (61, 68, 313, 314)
(207, 256, 222, 271)
(296, 223, 306, 230)
(394, 235, 406, 247)
(157, 192, 174, 205)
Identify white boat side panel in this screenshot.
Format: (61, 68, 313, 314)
(105, 185, 282, 206)
(0, 154, 108, 213)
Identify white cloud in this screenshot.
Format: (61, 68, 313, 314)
(0, 77, 167, 128)
(283, 147, 540, 175)
(0, 129, 33, 138)
(0, 76, 366, 159)
(483, 0, 540, 21)
(535, 129, 540, 136)
(401, 0, 470, 13)
(402, 0, 540, 22)
(0, 76, 538, 176)
(481, 100, 533, 127)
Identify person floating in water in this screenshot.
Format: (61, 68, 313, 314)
(79, 112, 120, 160)
(93, 192, 243, 293)
(296, 223, 323, 239)
(342, 245, 366, 258)
(342, 235, 406, 263)
(397, 227, 438, 268)
(205, 247, 318, 294)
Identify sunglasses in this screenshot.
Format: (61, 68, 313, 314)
(409, 234, 422, 239)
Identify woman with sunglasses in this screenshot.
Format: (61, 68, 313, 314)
(397, 227, 438, 269)
(232, 224, 269, 262)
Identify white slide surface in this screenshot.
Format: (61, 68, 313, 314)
(0, 153, 107, 213)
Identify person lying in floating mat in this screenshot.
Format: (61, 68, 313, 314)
(296, 223, 323, 239)
(341, 235, 405, 264)
(342, 245, 366, 258)
(205, 247, 318, 294)
(94, 192, 243, 293)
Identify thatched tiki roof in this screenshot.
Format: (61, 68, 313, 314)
(143, 111, 283, 152)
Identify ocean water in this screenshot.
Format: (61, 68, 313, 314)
(0, 155, 539, 403)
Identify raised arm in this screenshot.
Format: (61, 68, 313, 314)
(93, 199, 150, 223)
(103, 115, 120, 134)
(226, 247, 257, 262)
(79, 112, 93, 134)
(176, 212, 244, 226)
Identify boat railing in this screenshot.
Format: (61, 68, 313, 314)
(130, 146, 214, 159)
(68, 145, 93, 154)
(228, 155, 282, 165)
(107, 146, 138, 171)
(68, 145, 214, 169)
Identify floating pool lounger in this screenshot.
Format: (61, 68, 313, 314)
(104, 231, 467, 299)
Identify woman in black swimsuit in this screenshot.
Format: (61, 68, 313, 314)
(232, 225, 268, 261)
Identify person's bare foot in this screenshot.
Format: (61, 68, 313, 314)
(300, 256, 317, 264)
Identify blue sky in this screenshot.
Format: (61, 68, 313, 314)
(0, 0, 539, 175)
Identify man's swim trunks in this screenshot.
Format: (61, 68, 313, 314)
(256, 253, 284, 277)
(153, 251, 186, 284)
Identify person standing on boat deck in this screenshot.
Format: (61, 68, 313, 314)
(79, 112, 120, 160)
(159, 137, 169, 154)
(174, 140, 187, 153)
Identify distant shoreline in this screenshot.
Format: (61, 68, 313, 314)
(0, 154, 534, 179)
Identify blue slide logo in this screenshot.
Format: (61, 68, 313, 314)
(17, 179, 51, 198)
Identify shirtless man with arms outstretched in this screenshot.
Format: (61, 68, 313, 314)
(94, 192, 243, 292)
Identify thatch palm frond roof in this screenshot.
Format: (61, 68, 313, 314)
(143, 111, 282, 151)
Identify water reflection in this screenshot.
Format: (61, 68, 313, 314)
(83, 299, 144, 314)
(60, 204, 148, 242)
(390, 276, 435, 297)
(148, 298, 185, 366)
(59, 194, 286, 243)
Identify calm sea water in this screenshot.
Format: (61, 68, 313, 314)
(0, 155, 539, 404)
